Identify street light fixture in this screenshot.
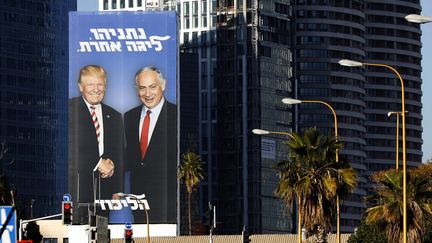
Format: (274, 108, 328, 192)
(252, 128, 300, 243)
(251, 129, 270, 135)
(282, 97, 341, 243)
(339, 59, 407, 243)
(405, 14, 432, 24)
(337, 59, 363, 67)
(252, 128, 295, 138)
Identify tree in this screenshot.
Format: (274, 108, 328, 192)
(365, 165, 432, 243)
(24, 221, 43, 243)
(274, 127, 357, 241)
(347, 221, 387, 243)
(178, 152, 205, 235)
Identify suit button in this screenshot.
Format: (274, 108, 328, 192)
(140, 162, 144, 166)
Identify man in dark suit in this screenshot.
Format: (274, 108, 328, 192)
(69, 65, 123, 224)
(124, 66, 176, 223)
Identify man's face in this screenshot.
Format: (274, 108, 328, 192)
(79, 74, 106, 105)
(136, 70, 166, 109)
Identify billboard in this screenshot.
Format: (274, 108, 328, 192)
(68, 11, 177, 224)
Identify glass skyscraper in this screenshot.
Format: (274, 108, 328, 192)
(0, 1, 76, 218)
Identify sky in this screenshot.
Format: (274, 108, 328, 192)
(77, 0, 98, 11)
(76, 0, 432, 161)
(420, 0, 432, 161)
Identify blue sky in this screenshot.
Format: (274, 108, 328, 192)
(420, 0, 432, 161)
(76, 0, 432, 161)
(77, 0, 98, 11)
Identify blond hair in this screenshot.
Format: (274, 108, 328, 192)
(78, 65, 107, 83)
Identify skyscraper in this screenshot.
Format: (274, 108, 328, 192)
(213, 0, 293, 234)
(294, 0, 422, 231)
(0, 1, 76, 218)
(100, 0, 294, 234)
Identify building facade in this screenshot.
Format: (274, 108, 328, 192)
(293, 0, 423, 231)
(99, 0, 294, 234)
(0, 1, 76, 218)
(213, 0, 293, 234)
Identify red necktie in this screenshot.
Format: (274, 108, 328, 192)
(140, 110, 151, 159)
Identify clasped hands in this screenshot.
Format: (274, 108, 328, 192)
(98, 158, 115, 178)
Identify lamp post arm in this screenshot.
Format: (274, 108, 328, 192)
(268, 131, 296, 140)
(300, 100, 338, 140)
(300, 99, 339, 243)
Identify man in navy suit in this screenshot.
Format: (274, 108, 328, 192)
(124, 66, 176, 223)
(69, 65, 123, 224)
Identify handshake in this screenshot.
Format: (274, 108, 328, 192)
(93, 158, 115, 178)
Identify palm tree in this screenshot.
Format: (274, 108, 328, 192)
(274, 127, 357, 241)
(178, 152, 205, 235)
(365, 165, 432, 243)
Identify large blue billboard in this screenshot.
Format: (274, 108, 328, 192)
(68, 11, 178, 225)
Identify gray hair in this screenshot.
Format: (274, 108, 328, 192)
(135, 66, 165, 86)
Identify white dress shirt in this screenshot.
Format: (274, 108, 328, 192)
(83, 97, 104, 156)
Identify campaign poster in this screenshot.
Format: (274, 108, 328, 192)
(68, 11, 178, 225)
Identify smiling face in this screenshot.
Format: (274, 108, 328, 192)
(79, 73, 106, 105)
(136, 70, 166, 109)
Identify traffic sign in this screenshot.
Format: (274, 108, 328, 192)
(125, 223, 132, 229)
(63, 193, 72, 202)
(0, 206, 16, 243)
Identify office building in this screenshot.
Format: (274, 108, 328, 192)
(0, 1, 76, 218)
(294, 0, 423, 231)
(100, 0, 294, 234)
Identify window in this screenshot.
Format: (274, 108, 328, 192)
(192, 32, 198, 44)
(193, 16, 199, 28)
(201, 31, 207, 43)
(43, 239, 58, 243)
(202, 15, 208, 27)
(183, 32, 189, 43)
(211, 0, 217, 12)
(184, 16, 190, 29)
(192, 1, 198, 14)
(202, 0, 207, 14)
(183, 2, 190, 15)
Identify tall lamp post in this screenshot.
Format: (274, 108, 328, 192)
(281, 98, 341, 243)
(388, 111, 407, 170)
(251, 129, 302, 243)
(338, 59, 407, 243)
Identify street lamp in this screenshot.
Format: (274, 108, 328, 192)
(252, 129, 295, 138)
(388, 111, 408, 170)
(405, 14, 432, 24)
(252, 129, 300, 243)
(282, 97, 341, 243)
(339, 59, 407, 243)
